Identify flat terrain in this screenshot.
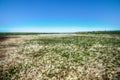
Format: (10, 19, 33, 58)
(0, 33, 120, 80)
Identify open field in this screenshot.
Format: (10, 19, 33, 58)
(0, 32, 120, 80)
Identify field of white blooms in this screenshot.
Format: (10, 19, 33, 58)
(0, 34, 120, 80)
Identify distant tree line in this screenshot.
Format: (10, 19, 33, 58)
(0, 30, 120, 35)
(75, 30, 120, 34)
(0, 32, 68, 35)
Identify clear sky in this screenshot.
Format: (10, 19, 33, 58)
(0, 0, 120, 32)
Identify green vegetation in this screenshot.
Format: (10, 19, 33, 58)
(75, 30, 120, 34)
(0, 32, 120, 80)
(0, 32, 69, 35)
(0, 30, 120, 35)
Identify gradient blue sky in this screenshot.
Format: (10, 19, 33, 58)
(0, 0, 120, 32)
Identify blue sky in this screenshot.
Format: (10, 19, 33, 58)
(0, 0, 120, 32)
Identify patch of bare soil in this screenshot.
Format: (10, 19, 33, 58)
(0, 35, 20, 41)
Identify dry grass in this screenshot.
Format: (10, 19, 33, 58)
(0, 34, 120, 80)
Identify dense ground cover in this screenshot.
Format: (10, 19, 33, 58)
(0, 33, 120, 80)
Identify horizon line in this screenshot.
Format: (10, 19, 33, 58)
(0, 30, 120, 33)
